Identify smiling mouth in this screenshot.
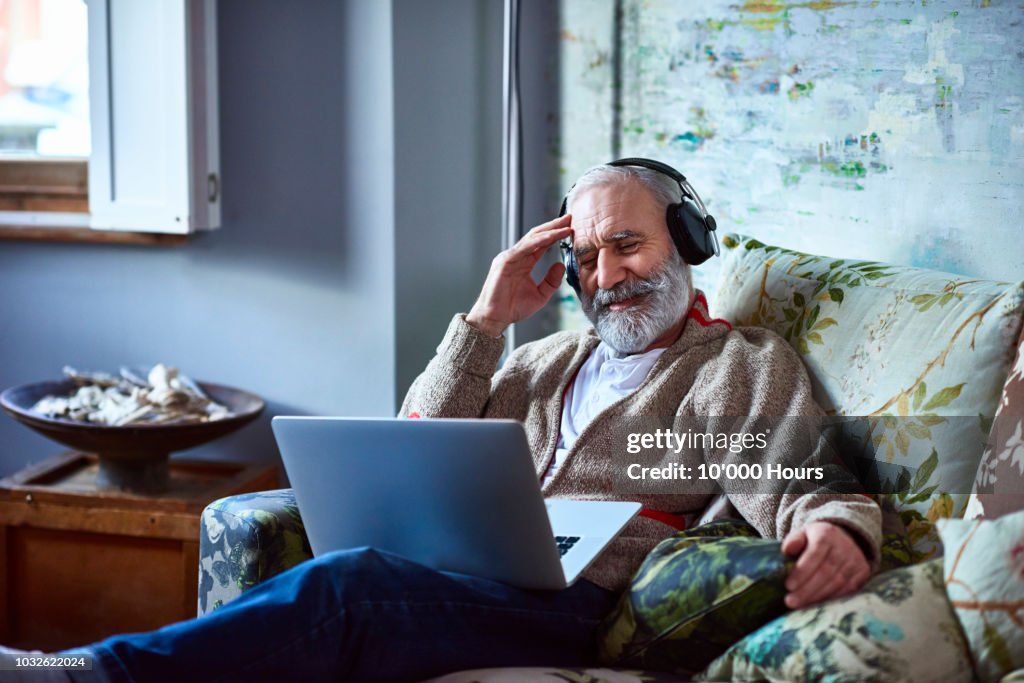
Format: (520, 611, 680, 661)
(607, 293, 647, 311)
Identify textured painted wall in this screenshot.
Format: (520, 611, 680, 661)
(558, 0, 1023, 328)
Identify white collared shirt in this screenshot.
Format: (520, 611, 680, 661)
(542, 342, 667, 486)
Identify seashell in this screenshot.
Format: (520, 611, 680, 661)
(119, 367, 150, 388)
(63, 365, 120, 388)
(32, 364, 233, 426)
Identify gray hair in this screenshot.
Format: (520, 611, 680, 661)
(564, 164, 683, 215)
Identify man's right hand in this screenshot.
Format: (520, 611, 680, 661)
(465, 214, 573, 337)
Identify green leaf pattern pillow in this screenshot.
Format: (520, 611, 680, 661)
(597, 520, 792, 677)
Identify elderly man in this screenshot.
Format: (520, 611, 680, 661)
(405, 159, 879, 599)
(3, 161, 879, 683)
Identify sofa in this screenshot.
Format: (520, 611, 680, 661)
(197, 233, 1024, 682)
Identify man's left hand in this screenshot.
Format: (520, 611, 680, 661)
(781, 521, 871, 609)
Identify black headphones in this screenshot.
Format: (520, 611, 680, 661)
(558, 157, 719, 295)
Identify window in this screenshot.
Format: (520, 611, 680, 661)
(0, 0, 89, 157)
(0, 0, 219, 240)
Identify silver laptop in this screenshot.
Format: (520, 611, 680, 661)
(271, 416, 640, 590)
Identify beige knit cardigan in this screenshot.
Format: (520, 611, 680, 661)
(400, 293, 882, 592)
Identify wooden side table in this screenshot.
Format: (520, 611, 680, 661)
(0, 452, 278, 651)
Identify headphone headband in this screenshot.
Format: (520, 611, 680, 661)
(607, 157, 716, 221)
(608, 157, 688, 185)
(558, 157, 707, 218)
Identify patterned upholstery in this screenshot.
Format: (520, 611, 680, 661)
(197, 488, 312, 615)
(938, 511, 1024, 682)
(697, 559, 974, 682)
(597, 520, 791, 676)
(713, 234, 1024, 559)
(966, 324, 1024, 519)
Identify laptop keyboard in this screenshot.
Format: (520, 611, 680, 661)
(555, 535, 580, 557)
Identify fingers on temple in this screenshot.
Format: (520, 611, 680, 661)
(530, 213, 572, 232)
(515, 216, 573, 250)
(513, 227, 572, 258)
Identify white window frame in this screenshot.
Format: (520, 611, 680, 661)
(0, 0, 219, 236)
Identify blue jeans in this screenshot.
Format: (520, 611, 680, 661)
(68, 547, 618, 683)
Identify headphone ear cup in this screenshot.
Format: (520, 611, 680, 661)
(666, 199, 715, 266)
(557, 193, 582, 296)
(563, 247, 581, 295)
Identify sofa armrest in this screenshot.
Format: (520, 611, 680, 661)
(197, 488, 313, 616)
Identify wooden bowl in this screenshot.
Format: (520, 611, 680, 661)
(1, 379, 265, 494)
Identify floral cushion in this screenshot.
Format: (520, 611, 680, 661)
(596, 519, 792, 677)
(938, 510, 1024, 682)
(697, 558, 974, 682)
(197, 488, 312, 615)
(713, 234, 1024, 558)
(966, 325, 1024, 520)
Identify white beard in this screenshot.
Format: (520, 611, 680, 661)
(580, 250, 691, 355)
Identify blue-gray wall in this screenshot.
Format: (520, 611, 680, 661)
(0, 0, 510, 478)
(393, 0, 504, 394)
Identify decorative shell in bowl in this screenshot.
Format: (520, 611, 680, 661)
(1, 365, 265, 494)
